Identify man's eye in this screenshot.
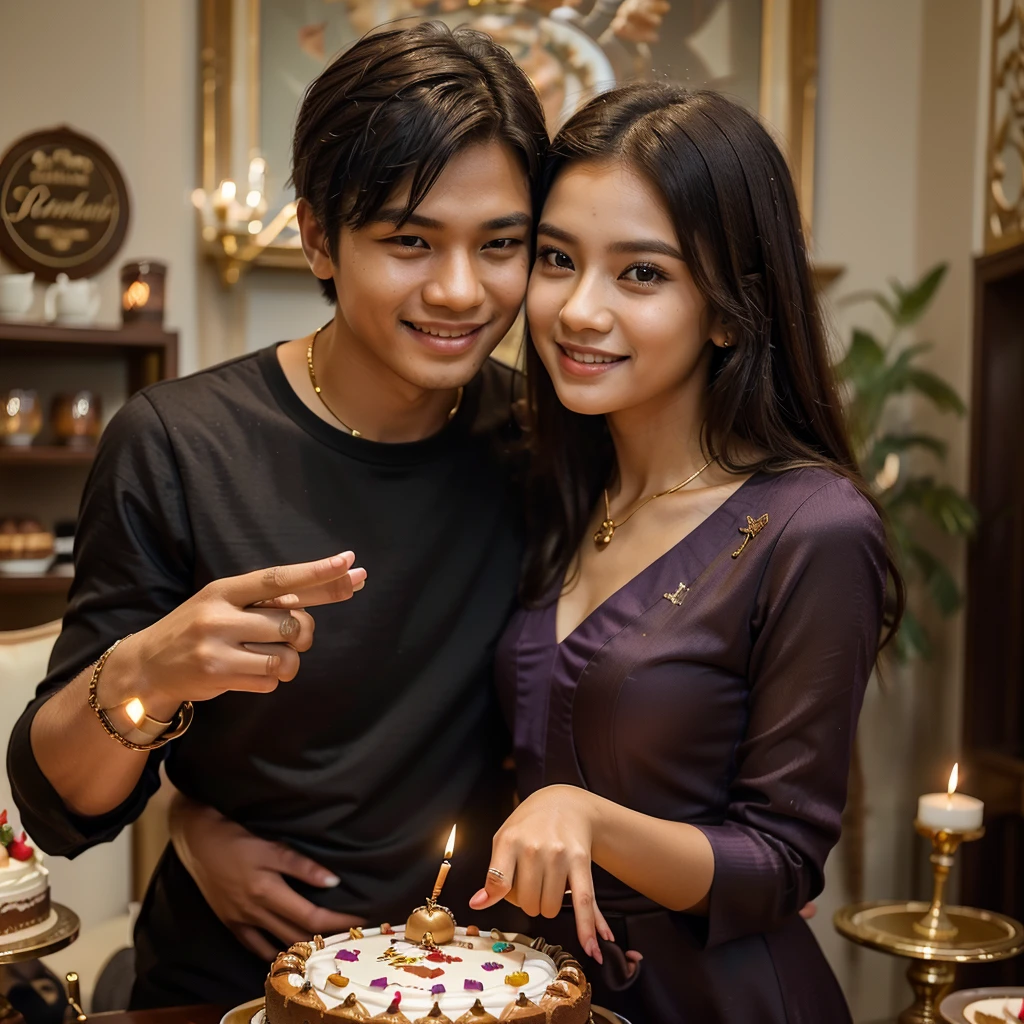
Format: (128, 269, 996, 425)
(538, 247, 574, 271)
(393, 236, 427, 248)
(483, 238, 523, 251)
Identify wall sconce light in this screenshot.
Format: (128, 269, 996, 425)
(192, 157, 298, 286)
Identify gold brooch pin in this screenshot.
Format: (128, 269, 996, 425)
(732, 514, 769, 558)
(663, 582, 688, 605)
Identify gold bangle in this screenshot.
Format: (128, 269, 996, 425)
(88, 635, 194, 751)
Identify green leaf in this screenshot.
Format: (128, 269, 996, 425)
(888, 478, 978, 536)
(864, 433, 948, 478)
(890, 263, 948, 325)
(904, 368, 967, 415)
(836, 289, 900, 323)
(836, 330, 885, 386)
(894, 609, 932, 661)
(0, 824, 13, 848)
(907, 543, 963, 616)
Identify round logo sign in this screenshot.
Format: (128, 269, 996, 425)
(0, 126, 130, 281)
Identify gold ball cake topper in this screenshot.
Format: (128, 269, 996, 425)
(406, 824, 457, 945)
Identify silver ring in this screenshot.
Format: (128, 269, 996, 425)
(487, 867, 506, 881)
(279, 614, 300, 639)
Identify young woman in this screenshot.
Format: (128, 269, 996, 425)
(470, 83, 903, 1022)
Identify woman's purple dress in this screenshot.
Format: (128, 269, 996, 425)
(496, 468, 886, 1023)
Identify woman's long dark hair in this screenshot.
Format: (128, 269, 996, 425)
(521, 83, 904, 646)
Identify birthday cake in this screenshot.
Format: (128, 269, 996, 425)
(0, 811, 49, 936)
(264, 926, 591, 1024)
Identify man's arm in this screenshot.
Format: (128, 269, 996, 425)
(9, 395, 365, 847)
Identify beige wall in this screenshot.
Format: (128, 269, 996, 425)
(0, 0, 199, 371)
(806, 2, 986, 1020)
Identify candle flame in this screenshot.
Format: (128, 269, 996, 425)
(947, 762, 959, 797)
(444, 824, 456, 860)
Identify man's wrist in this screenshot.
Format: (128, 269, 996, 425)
(94, 635, 179, 722)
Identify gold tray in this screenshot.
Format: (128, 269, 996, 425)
(0, 902, 80, 964)
(834, 900, 1024, 962)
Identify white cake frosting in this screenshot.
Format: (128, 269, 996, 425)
(302, 926, 560, 1018)
(0, 853, 48, 907)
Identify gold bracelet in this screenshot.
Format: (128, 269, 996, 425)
(88, 635, 194, 751)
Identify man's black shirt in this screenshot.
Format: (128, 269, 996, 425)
(7, 345, 525, 1005)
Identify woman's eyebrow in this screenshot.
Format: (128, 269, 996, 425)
(608, 239, 684, 261)
(537, 222, 576, 244)
(537, 223, 683, 261)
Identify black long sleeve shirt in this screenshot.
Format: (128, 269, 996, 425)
(7, 345, 526, 1005)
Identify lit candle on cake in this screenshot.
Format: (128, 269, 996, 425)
(406, 824, 458, 945)
(431, 824, 456, 902)
(917, 763, 984, 832)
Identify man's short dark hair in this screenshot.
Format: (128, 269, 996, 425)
(291, 21, 548, 303)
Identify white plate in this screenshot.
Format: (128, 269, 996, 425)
(963, 995, 1024, 1023)
(0, 555, 55, 575)
(219, 996, 264, 1024)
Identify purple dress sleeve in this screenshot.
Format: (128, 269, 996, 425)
(694, 479, 886, 947)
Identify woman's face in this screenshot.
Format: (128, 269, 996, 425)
(527, 158, 723, 420)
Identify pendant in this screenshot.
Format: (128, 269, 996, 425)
(593, 519, 615, 549)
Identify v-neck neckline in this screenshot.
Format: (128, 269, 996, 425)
(551, 471, 765, 646)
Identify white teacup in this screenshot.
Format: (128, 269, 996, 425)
(0, 272, 35, 319)
(45, 273, 100, 325)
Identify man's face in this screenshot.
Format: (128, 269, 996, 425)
(307, 142, 532, 394)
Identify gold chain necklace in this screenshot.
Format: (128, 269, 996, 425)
(306, 324, 463, 438)
(594, 458, 715, 550)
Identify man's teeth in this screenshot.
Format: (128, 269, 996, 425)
(407, 322, 475, 339)
(565, 348, 621, 364)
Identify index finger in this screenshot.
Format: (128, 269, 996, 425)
(219, 552, 355, 606)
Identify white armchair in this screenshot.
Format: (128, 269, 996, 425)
(0, 621, 132, 1009)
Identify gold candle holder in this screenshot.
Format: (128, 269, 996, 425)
(911, 820, 984, 941)
(405, 899, 456, 945)
(835, 820, 1024, 1024)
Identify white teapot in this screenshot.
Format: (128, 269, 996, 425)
(45, 273, 100, 325)
(0, 272, 35, 319)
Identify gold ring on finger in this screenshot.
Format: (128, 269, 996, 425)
(487, 867, 506, 881)
(279, 614, 300, 640)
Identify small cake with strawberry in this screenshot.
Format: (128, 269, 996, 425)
(0, 811, 50, 935)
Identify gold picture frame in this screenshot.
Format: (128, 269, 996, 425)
(198, 0, 820, 281)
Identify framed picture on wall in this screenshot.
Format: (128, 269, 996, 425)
(197, 0, 818, 278)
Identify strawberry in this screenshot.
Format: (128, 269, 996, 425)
(8, 833, 33, 862)
(0, 811, 8, 827)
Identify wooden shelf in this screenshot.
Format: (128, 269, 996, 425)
(0, 445, 96, 466)
(0, 320, 178, 382)
(0, 571, 72, 594)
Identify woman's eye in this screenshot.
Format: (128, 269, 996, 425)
(538, 247, 574, 271)
(622, 263, 664, 285)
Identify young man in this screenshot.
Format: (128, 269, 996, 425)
(8, 23, 547, 1007)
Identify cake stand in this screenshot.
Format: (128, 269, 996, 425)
(834, 824, 1024, 1024)
(0, 903, 80, 965)
(0, 904, 81, 1021)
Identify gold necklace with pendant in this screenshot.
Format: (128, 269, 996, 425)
(594, 458, 715, 550)
(306, 323, 463, 438)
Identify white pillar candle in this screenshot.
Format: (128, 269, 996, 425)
(917, 763, 984, 832)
